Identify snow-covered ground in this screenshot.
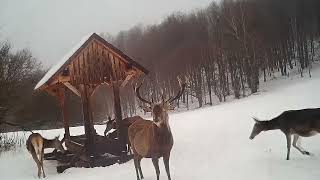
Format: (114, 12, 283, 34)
(2, 66, 320, 180)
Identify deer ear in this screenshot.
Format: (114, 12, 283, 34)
(169, 104, 176, 110)
(252, 117, 260, 123)
(165, 103, 175, 110)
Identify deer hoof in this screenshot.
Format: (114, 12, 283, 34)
(304, 151, 310, 155)
(306, 151, 315, 156)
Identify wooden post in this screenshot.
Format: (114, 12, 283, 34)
(59, 88, 70, 140)
(112, 82, 126, 154)
(79, 84, 95, 162)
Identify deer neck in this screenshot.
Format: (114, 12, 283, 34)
(155, 113, 171, 133)
(264, 119, 280, 131)
(43, 138, 55, 149)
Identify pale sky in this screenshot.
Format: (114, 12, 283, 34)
(0, 0, 213, 67)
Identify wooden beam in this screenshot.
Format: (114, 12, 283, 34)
(79, 84, 95, 162)
(96, 40, 146, 74)
(89, 84, 100, 97)
(113, 83, 122, 122)
(63, 82, 81, 97)
(65, 139, 85, 155)
(112, 82, 126, 153)
(120, 74, 134, 88)
(58, 88, 70, 140)
(45, 88, 59, 97)
(58, 74, 70, 83)
(44, 85, 63, 98)
(102, 81, 111, 86)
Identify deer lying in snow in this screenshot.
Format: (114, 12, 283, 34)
(26, 133, 65, 178)
(104, 115, 144, 153)
(129, 78, 185, 180)
(249, 108, 320, 160)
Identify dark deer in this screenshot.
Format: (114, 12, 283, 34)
(129, 78, 185, 180)
(104, 115, 144, 153)
(104, 116, 114, 137)
(26, 133, 65, 178)
(249, 108, 320, 160)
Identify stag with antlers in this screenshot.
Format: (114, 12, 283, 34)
(128, 78, 185, 180)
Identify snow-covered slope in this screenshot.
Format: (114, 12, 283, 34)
(3, 66, 320, 180)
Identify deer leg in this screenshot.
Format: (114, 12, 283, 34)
(152, 158, 160, 180)
(133, 156, 141, 180)
(292, 135, 310, 155)
(126, 143, 130, 154)
(285, 133, 292, 160)
(41, 148, 46, 178)
(163, 155, 172, 180)
(137, 157, 144, 179)
(128, 144, 132, 155)
(31, 151, 42, 178)
(129, 144, 134, 155)
(128, 140, 134, 155)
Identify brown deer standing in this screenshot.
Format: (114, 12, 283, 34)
(26, 133, 65, 178)
(129, 79, 185, 180)
(249, 108, 320, 160)
(104, 115, 145, 153)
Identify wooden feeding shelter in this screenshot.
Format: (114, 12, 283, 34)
(34, 33, 148, 168)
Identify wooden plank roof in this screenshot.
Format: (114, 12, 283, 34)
(35, 33, 148, 91)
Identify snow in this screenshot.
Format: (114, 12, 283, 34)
(34, 33, 94, 90)
(5, 65, 320, 179)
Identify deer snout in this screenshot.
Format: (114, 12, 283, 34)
(249, 132, 257, 140)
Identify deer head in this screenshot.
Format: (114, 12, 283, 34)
(52, 136, 65, 153)
(135, 78, 185, 124)
(105, 116, 116, 134)
(249, 117, 265, 140)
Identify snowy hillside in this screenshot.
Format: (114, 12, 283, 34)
(2, 65, 320, 180)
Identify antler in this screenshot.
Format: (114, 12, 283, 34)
(134, 82, 152, 105)
(165, 77, 186, 104)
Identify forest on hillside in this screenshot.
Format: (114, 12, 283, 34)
(1, 0, 320, 131)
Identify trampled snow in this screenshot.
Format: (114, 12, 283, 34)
(4, 65, 320, 180)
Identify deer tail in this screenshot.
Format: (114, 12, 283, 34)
(32, 139, 43, 158)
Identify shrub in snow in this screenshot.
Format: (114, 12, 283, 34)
(0, 132, 26, 153)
